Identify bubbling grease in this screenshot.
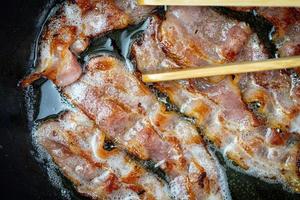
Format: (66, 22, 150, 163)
(25, 1, 300, 199)
(31, 125, 73, 200)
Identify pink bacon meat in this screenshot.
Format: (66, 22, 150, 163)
(36, 109, 171, 199)
(225, 7, 300, 135)
(132, 7, 300, 191)
(62, 56, 229, 199)
(21, 0, 154, 87)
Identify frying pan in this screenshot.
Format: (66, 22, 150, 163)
(0, 0, 299, 199)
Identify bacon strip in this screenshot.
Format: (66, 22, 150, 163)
(160, 7, 255, 66)
(238, 70, 300, 133)
(62, 56, 229, 199)
(132, 7, 300, 192)
(36, 109, 171, 199)
(132, 8, 267, 75)
(255, 8, 300, 131)
(224, 7, 300, 134)
(228, 7, 300, 70)
(21, 0, 154, 87)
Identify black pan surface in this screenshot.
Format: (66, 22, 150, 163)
(0, 1, 300, 199)
(0, 0, 65, 199)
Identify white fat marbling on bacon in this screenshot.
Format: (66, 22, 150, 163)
(64, 3, 82, 28)
(239, 70, 300, 134)
(138, 173, 171, 198)
(36, 109, 172, 199)
(237, 34, 268, 61)
(107, 154, 133, 177)
(132, 8, 267, 72)
(115, 0, 155, 24)
(81, 2, 109, 36)
(290, 114, 300, 133)
(188, 145, 217, 177)
(62, 56, 229, 199)
(182, 77, 299, 190)
(159, 7, 253, 66)
(38, 42, 51, 73)
(132, 6, 300, 192)
(108, 188, 140, 200)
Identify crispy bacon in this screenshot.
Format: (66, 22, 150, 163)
(132, 7, 300, 191)
(62, 56, 229, 199)
(36, 109, 171, 199)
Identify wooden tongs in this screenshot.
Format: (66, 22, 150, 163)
(138, 0, 300, 7)
(142, 56, 300, 82)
